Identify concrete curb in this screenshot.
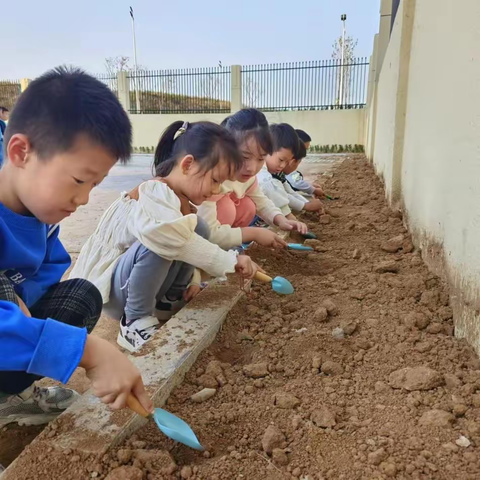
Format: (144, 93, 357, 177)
(3, 228, 291, 478)
(2, 277, 246, 477)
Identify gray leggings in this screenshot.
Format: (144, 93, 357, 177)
(104, 218, 209, 322)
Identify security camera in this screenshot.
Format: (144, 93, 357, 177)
(341, 14, 347, 21)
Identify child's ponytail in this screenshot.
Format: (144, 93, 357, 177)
(154, 120, 185, 176)
(153, 120, 242, 178)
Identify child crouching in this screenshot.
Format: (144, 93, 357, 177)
(197, 109, 308, 250)
(280, 140, 325, 214)
(71, 121, 261, 353)
(286, 129, 325, 199)
(1, 66, 151, 426)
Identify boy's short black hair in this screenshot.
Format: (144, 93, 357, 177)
(270, 123, 301, 157)
(5, 66, 132, 162)
(295, 129, 312, 143)
(295, 139, 307, 161)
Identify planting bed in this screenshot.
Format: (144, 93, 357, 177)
(5, 157, 480, 479)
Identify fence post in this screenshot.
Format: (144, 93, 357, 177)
(117, 71, 131, 113)
(231, 65, 242, 113)
(20, 79, 31, 92)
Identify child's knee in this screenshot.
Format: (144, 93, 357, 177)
(132, 242, 169, 267)
(73, 279, 103, 332)
(243, 197, 257, 221)
(0, 273, 19, 304)
(215, 195, 237, 226)
(195, 217, 210, 240)
(233, 197, 256, 227)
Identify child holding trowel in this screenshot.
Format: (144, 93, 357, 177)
(71, 120, 263, 353)
(196, 108, 308, 251)
(286, 129, 326, 199)
(258, 123, 324, 216)
(0, 67, 152, 427)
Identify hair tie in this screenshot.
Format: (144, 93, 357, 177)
(174, 121, 189, 140)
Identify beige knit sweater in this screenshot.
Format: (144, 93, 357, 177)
(70, 180, 238, 303)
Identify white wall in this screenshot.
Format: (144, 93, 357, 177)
(400, 0, 480, 347)
(367, 0, 480, 353)
(372, 0, 403, 191)
(365, 37, 379, 162)
(129, 109, 366, 148)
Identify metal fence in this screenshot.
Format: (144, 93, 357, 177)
(0, 80, 21, 110)
(127, 67, 231, 114)
(93, 73, 118, 97)
(241, 58, 369, 111)
(0, 59, 370, 115)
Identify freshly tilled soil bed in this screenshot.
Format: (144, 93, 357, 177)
(9, 156, 480, 479)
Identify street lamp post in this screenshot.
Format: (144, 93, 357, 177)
(130, 6, 141, 114)
(339, 14, 347, 107)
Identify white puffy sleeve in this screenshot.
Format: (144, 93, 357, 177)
(241, 178, 282, 225)
(129, 181, 238, 278)
(257, 169, 292, 216)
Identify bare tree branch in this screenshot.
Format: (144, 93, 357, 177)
(332, 36, 358, 105)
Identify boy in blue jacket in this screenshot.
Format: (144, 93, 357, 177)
(0, 66, 152, 427)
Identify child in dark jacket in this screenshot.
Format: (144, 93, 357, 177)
(0, 66, 152, 427)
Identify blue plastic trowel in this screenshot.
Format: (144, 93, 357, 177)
(287, 243, 314, 251)
(254, 271, 294, 295)
(127, 394, 203, 450)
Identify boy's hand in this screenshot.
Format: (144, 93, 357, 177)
(314, 187, 326, 198)
(183, 284, 201, 302)
(235, 255, 263, 279)
(274, 215, 294, 232)
(80, 335, 152, 412)
(275, 215, 309, 235)
(16, 295, 31, 317)
(254, 229, 288, 249)
(304, 199, 325, 214)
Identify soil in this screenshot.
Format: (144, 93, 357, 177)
(5, 156, 480, 479)
(0, 254, 120, 469)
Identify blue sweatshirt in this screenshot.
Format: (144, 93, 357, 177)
(0, 202, 87, 383)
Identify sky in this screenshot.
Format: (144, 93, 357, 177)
(2, 0, 381, 79)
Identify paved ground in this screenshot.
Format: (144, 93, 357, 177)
(59, 155, 152, 252)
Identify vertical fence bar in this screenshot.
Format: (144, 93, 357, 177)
(0, 80, 21, 110)
(89, 58, 368, 115)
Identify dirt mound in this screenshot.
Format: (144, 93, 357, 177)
(11, 157, 480, 479)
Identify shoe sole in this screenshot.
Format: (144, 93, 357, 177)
(117, 332, 138, 353)
(0, 412, 59, 428)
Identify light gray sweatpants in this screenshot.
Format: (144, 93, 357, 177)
(104, 218, 209, 322)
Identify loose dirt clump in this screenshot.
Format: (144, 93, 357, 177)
(100, 156, 480, 480)
(11, 156, 480, 479)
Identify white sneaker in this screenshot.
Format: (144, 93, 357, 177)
(0, 384, 80, 427)
(117, 315, 160, 353)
